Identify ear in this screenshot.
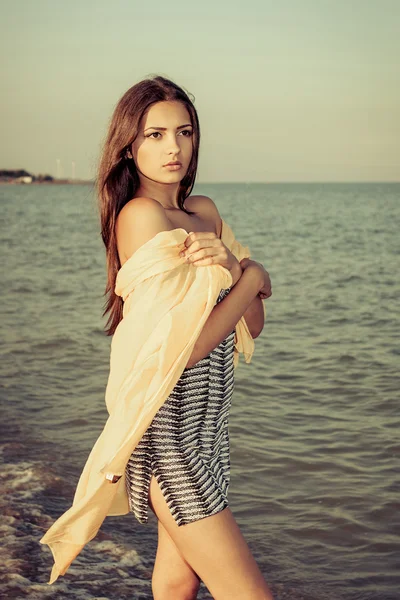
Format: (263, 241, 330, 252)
(126, 149, 133, 159)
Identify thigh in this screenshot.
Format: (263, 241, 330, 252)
(148, 473, 274, 600)
(153, 518, 201, 585)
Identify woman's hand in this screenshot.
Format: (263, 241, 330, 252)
(179, 231, 237, 272)
(240, 258, 272, 300)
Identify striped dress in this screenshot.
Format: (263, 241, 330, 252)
(125, 287, 236, 527)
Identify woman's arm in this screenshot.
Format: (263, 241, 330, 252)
(242, 295, 265, 339)
(184, 195, 267, 343)
(185, 265, 263, 368)
(229, 259, 265, 338)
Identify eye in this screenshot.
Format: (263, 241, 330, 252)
(147, 132, 161, 139)
(179, 129, 193, 136)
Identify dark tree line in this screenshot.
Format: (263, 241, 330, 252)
(0, 169, 53, 181)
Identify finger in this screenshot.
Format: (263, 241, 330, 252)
(190, 255, 217, 266)
(183, 244, 220, 261)
(187, 248, 220, 264)
(183, 231, 218, 251)
(185, 238, 220, 257)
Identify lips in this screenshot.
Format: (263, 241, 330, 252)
(164, 161, 182, 166)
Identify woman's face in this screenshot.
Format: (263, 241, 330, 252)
(131, 100, 194, 184)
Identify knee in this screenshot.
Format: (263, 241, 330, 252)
(152, 573, 201, 600)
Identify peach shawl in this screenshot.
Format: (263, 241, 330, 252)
(39, 218, 266, 584)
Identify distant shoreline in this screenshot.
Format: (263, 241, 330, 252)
(0, 180, 93, 185)
(0, 169, 94, 185)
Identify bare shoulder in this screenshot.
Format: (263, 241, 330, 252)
(116, 197, 174, 264)
(186, 195, 222, 237)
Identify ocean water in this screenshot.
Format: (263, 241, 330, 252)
(1, 182, 399, 600)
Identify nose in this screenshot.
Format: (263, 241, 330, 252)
(166, 133, 181, 155)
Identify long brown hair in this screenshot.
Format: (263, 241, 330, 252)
(97, 75, 201, 336)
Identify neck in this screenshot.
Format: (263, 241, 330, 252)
(134, 177, 181, 210)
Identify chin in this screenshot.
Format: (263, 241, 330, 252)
(161, 170, 187, 181)
(142, 171, 183, 185)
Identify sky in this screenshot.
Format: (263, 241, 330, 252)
(1, 0, 399, 182)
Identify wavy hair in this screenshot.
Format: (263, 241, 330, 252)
(97, 75, 201, 336)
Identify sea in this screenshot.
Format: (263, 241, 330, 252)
(1, 182, 399, 600)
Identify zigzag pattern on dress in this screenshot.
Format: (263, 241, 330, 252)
(124, 287, 236, 526)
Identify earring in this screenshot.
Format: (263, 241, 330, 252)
(126, 149, 132, 160)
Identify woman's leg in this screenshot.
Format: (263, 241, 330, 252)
(151, 518, 201, 600)
(148, 474, 275, 600)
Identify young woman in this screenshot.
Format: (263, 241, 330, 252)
(97, 75, 273, 600)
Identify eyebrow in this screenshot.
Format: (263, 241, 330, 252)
(144, 123, 192, 132)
